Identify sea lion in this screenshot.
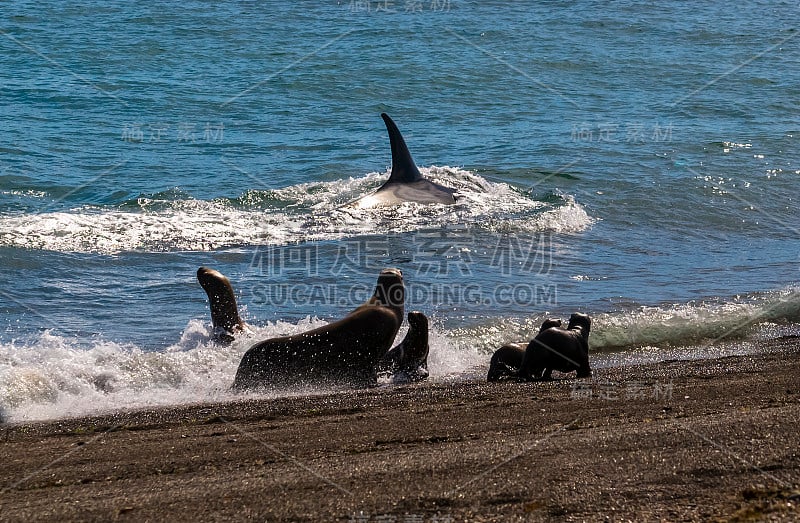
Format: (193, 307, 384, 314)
(197, 267, 247, 343)
(232, 268, 405, 390)
(377, 311, 430, 383)
(487, 318, 562, 382)
(519, 313, 592, 381)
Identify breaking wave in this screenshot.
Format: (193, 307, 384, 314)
(0, 167, 593, 253)
(2, 287, 798, 423)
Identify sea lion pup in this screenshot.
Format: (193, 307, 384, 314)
(376, 311, 430, 383)
(487, 318, 562, 382)
(232, 268, 405, 390)
(197, 267, 247, 343)
(519, 313, 592, 381)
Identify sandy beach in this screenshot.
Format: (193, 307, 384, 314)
(1, 338, 798, 522)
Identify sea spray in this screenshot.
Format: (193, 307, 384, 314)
(1, 288, 798, 423)
(445, 287, 800, 355)
(0, 168, 592, 254)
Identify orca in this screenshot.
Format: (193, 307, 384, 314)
(349, 113, 458, 209)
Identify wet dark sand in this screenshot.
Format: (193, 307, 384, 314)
(1, 338, 799, 522)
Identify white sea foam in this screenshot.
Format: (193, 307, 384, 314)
(445, 286, 800, 369)
(0, 167, 593, 253)
(0, 322, 236, 422)
(2, 287, 798, 423)
(589, 287, 800, 350)
(0, 314, 487, 423)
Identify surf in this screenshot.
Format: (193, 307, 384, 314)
(2, 286, 798, 423)
(0, 168, 593, 253)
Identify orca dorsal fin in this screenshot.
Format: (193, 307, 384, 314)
(381, 113, 423, 184)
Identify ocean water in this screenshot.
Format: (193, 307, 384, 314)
(1, 1, 798, 422)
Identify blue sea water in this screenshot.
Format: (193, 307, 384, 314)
(1, 1, 798, 421)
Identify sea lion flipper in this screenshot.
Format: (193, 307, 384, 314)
(379, 311, 430, 383)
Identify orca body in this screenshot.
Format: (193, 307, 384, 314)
(350, 113, 458, 209)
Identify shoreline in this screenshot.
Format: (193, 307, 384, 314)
(2, 338, 799, 522)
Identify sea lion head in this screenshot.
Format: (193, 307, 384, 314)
(197, 266, 228, 291)
(197, 267, 245, 338)
(372, 268, 405, 310)
(407, 310, 428, 331)
(567, 313, 591, 335)
(539, 318, 562, 332)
